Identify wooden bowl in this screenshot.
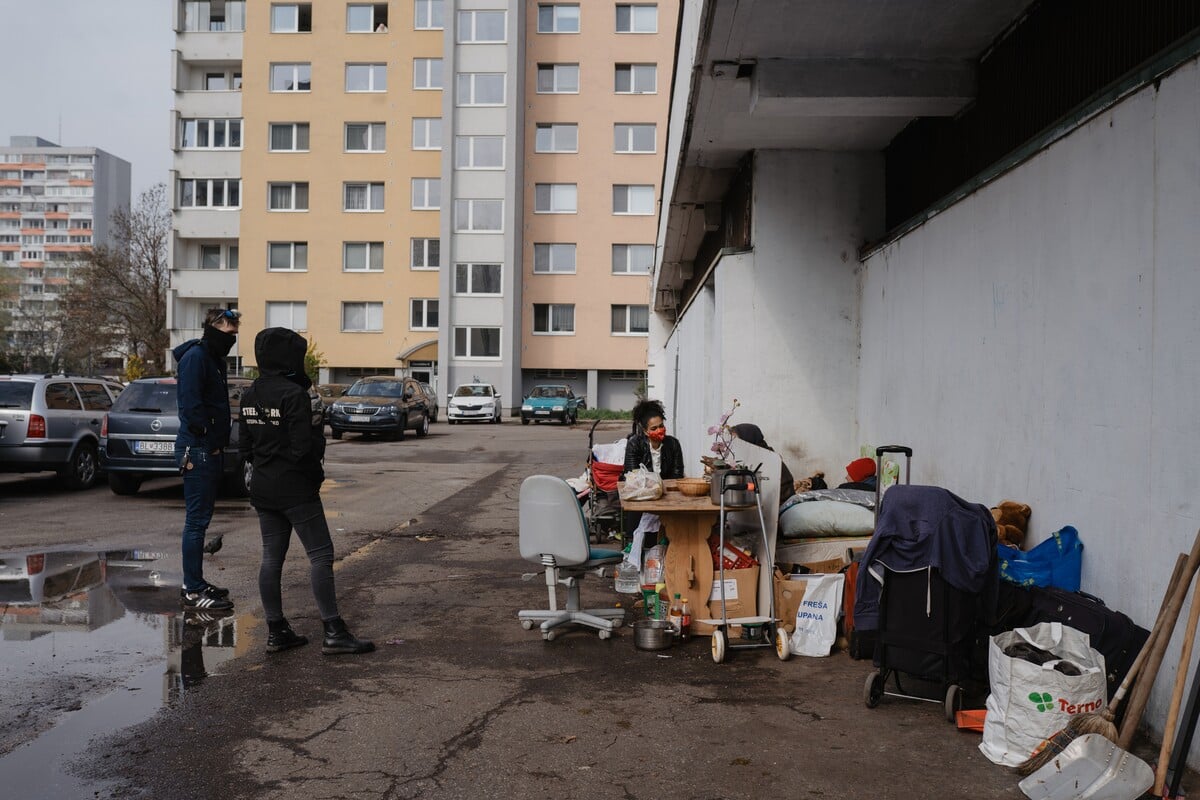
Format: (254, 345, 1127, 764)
(676, 478, 710, 497)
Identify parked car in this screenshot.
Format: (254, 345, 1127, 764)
(419, 382, 439, 423)
(446, 383, 502, 424)
(99, 376, 253, 497)
(0, 374, 125, 490)
(521, 384, 582, 425)
(315, 383, 350, 424)
(327, 376, 430, 440)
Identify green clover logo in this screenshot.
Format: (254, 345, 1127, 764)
(1028, 692, 1054, 712)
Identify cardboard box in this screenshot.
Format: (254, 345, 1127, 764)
(773, 570, 809, 634)
(693, 565, 759, 636)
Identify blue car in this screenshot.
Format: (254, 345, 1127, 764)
(520, 385, 581, 426)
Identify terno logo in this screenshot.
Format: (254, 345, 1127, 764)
(1027, 692, 1103, 714)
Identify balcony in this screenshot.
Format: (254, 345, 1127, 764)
(176, 31, 243, 62)
(174, 90, 241, 119)
(173, 208, 239, 239)
(171, 267, 238, 300)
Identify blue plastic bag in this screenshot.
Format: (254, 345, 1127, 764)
(997, 525, 1083, 592)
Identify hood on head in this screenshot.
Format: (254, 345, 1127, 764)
(254, 327, 309, 384)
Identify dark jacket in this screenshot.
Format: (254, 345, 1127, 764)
(623, 432, 685, 480)
(730, 423, 796, 504)
(238, 328, 325, 510)
(173, 338, 231, 452)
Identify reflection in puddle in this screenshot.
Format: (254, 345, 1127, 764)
(0, 548, 253, 796)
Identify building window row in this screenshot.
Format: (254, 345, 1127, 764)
(268, 60, 445, 92)
(259, 180, 442, 212)
(531, 243, 652, 275)
(264, 301, 395, 333)
(180, 118, 242, 150)
(534, 63, 657, 95)
(528, 303, 650, 336)
(268, 2, 447, 34)
(536, 3, 657, 34)
(263, 120, 445, 152)
(533, 123, 656, 154)
(267, 239, 439, 272)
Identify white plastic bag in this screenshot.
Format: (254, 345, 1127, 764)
(619, 467, 663, 501)
(787, 573, 844, 657)
(979, 622, 1107, 766)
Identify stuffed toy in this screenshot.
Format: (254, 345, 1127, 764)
(794, 471, 826, 493)
(992, 500, 1031, 549)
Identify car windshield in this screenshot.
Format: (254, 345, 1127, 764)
(0, 382, 35, 409)
(112, 382, 176, 413)
(349, 381, 404, 398)
(454, 385, 492, 398)
(530, 387, 567, 399)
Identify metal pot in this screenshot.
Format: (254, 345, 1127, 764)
(633, 619, 677, 651)
(710, 468, 758, 508)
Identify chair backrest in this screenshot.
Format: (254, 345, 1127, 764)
(519, 475, 591, 565)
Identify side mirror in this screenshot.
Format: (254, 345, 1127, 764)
(340, 388, 348, 396)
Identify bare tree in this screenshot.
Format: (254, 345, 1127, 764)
(62, 184, 171, 375)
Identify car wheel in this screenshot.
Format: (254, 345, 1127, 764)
(431, 409, 438, 423)
(331, 429, 343, 440)
(395, 414, 407, 441)
(223, 458, 251, 497)
(416, 413, 429, 437)
(60, 441, 99, 490)
(560, 412, 570, 426)
(108, 473, 143, 496)
(448, 419, 456, 425)
(521, 416, 530, 426)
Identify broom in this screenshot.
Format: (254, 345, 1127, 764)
(1015, 552, 1190, 776)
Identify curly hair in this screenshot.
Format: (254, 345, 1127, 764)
(632, 399, 666, 429)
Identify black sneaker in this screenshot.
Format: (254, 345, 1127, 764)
(181, 586, 234, 611)
(184, 608, 233, 626)
(202, 583, 230, 598)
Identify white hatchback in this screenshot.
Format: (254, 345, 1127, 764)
(446, 383, 502, 424)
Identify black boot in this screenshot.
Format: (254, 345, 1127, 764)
(321, 617, 375, 655)
(266, 618, 308, 653)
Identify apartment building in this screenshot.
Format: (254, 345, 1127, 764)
(0, 136, 131, 360)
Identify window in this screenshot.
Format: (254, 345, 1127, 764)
(454, 199, 502, 232)
(206, 72, 229, 91)
(77, 383, 114, 411)
(414, 58, 443, 89)
(230, 246, 240, 269)
(410, 298, 439, 330)
(453, 327, 500, 359)
(534, 183, 577, 214)
(346, 3, 388, 32)
(533, 303, 575, 334)
(344, 242, 384, 272)
(616, 3, 657, 33)
(271, 63, 311, 92)
(412, 118, 442, 150)
(610, 369, 647, 381)
(44, 383, 81, 411)
(345, 123, 386, 151)
(179, 178, 241, 208)
(411, 238, 439, 270)
(454, 136, 503, 169)
(456, 73, 505, 106)
(271, 4, 312, 32)
(615, 63, 656, 93)
(535, 123, 578, 153)
(411, 178, 440, 210)
(614, 123, 656, 153)
(344, 182, 385, 211)
(533, 243, 576, 274)
(269, 122, 309, 151)
(266, 301, 308, 331)
(346, 63, 387, 92)
(537, 64, 579, 93)
(268, 242, 308, 271)
(537, 4, 579, 33)
(414, 0, 443, 29)
(180, 118, 242, 149)
(457, 10, 506, 42)
(612, 184, 654, 215)
(454, 263, 501, 295)
(268, 182, 309, 211)
(612, 244, 653, 274)
(342, 302, 384, 332)
(200, 244, 222, 269)
(611, 304, 649, 335)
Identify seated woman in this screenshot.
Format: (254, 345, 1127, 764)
(838, 457, 878, 491)
(622, 399, 685, 479)
(730, 423, 796, 505)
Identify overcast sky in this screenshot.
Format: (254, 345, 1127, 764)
(0, 0, 173, 197)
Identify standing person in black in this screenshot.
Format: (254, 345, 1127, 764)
(239, 327, 374, 655)
(622, 399, 685, 479)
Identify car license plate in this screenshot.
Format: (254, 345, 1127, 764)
(535, 410, 550, 415)
(134, 440, 174, 455)
(349, 415, 372, 423)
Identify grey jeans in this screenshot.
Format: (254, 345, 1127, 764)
(257, 500, 340, 623)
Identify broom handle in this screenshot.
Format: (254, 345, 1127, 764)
(1110, 554, 1189, 714)
(1120, 528, 1200, 749)
(1155, 566, 1200, 795)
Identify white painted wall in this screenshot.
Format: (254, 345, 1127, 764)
(859, 58, 1200, 746)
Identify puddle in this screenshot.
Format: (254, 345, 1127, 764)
(0, 547, 254, 796)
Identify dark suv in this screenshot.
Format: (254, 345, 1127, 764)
(328, 376, 430, 440)
(100, 376, 253, 496)
(0, 374, 125, 489)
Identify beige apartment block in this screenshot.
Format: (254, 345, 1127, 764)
(238, 1, 443, 384)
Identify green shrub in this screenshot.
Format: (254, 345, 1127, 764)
(577, 408, 631, 421)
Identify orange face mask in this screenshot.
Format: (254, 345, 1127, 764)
(647, 427, 666, 443)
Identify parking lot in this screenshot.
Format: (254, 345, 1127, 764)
(2, 420, 1033, 799)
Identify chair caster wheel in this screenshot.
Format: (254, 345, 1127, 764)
(611, 618, 623, 629)
(544, 630, 557, 641)
(598, 629, 612, 640)
(521, 620, 534, 630)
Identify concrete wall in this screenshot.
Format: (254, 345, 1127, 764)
(859, 57, 1200, 744)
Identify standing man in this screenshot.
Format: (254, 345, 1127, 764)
(173, 307, 240, 612)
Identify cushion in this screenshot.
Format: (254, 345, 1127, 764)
(780, 500, 875, 539)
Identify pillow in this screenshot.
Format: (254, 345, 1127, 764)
(780, 500, 875, 539)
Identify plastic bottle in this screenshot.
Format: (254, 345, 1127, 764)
(679, 598, 692, 641)
(668, 593, 683, 634)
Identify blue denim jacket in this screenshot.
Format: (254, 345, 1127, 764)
(173, 338, 231, 451)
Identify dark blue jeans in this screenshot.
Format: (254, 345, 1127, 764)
(257, 500, 340, 624)
(175, 444, 223, 592)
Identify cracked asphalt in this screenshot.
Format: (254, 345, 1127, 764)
(2, 420, 1042, 798)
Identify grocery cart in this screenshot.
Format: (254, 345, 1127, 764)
(704, 467, 791, 663)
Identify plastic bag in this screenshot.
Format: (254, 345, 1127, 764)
(619, 467, 663, 501)
(998, 525, 1083, 592)
(979, 622, 1107, 766)
(787, 573, 845, 657)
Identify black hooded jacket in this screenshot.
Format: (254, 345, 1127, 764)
(238, 328, 325, 510)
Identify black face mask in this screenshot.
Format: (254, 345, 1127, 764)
(202, 325, 237, 359)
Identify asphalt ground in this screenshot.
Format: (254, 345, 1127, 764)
(0, 420, 1170, 799)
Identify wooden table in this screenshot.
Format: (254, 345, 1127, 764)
(621, 481, 720, 635)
